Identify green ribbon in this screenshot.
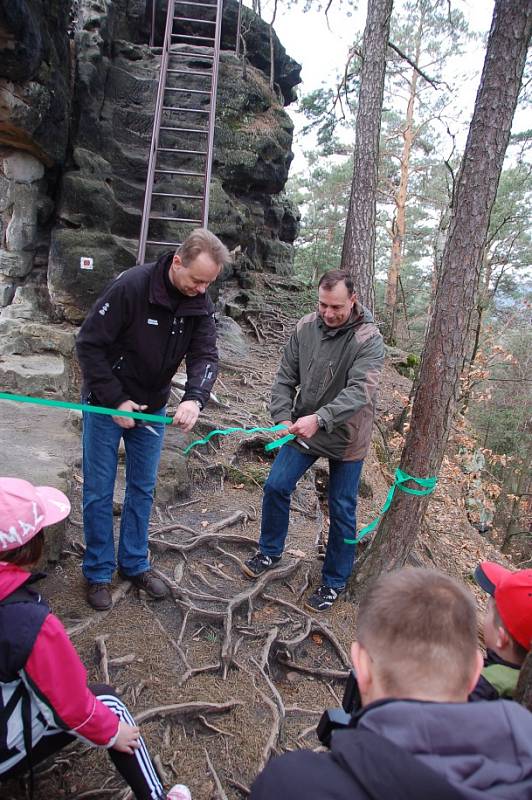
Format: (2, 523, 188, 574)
(0, 391, 296, 453)
(264, 433, 296, 452)
(344, 468, 438, 544)
(184, 423, 293, 455)
(0, 391, 173, 425)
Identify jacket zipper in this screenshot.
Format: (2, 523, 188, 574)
(158, 315, 179, 387)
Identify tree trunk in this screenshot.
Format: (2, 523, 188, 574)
(515, 651, 532, 711)
(501, 459, 531, 554)
(349, 0, 532, 592)
(385, 34, 420, 342)
(341, 0, 393, 311)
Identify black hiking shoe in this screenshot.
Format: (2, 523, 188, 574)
(305, 584, 344, 612)
(242, 551, 282, 579)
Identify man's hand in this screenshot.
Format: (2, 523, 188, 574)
(112, 721, 141, 754)
(289, 414, 319, 439)
(112, 400, 147, 429)
(173, 400, 201, 432)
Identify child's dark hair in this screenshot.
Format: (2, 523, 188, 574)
(1, 529, 45, 567)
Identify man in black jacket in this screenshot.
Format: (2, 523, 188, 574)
(76, 229, 229, 610)
(250, 568, 532, 800)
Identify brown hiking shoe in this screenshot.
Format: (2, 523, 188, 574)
(120, 570, 168, 600)
(87, 582, 112, 611)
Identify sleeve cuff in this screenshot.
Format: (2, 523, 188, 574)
(315, 407, 334, 433)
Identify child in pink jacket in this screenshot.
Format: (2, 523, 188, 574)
(0, 477, 190, 800)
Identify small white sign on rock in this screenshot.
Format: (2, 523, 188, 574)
(80, 256, 94, 270)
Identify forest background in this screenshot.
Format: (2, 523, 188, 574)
(242, 0, 531, 565)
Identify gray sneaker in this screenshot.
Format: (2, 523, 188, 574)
(242, 551, 281, 579)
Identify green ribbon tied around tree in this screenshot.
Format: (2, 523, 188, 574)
(344, 468, 438, 545)
(184, 424, 294, 455)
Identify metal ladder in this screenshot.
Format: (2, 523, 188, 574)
(137, 0, 223, 264)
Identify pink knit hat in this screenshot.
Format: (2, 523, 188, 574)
(0, 477, 71, 553)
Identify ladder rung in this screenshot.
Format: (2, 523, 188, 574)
(168, 51, 214, 60)
(171, 34, 215, 42)
(160, 125, 208, 134)
(152, 192, 203, 199)
(165, 87, 211, 95)
(162, 105, 210, 114)
(174, 16, 216, 24)
(154, 168, 204, 176)
(150, 215, 202, 223)
(167, 68, 213, 77)
(174, 1, 217, 6)
(157, 146, 207, 155)
(146, 240, 184, 247)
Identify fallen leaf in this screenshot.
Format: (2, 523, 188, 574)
(201, 508, 208, 513)
(201, 521, 209, 528)
(311, 633, 323, 646)
(234, 483, 245, 489)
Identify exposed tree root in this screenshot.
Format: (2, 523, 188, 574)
(209, 510, 251, 533)
(204, 747, 229, 800)
(262, 593, 351, 668)
(149, 520, 200, 537)
(227, 777, 251, 796)
(254, 683, 282, 771)
(198, 715, 234, 737)
(276, 654, 348, 681)
(150, 532, 259, 554)
(67, 581, 132, 638)
(95, 635, 110, 684)
(135, 700, 242, 725)
(220, 561, 300, 677)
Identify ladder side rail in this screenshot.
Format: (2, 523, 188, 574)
(138, 0, 176, 264)
(201, 0, 223, 226)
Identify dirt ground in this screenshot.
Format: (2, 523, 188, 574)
(4, 276, 513, 800)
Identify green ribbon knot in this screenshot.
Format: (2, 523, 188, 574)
(184, 424, 293, 455)
(344, 468, 438, 545)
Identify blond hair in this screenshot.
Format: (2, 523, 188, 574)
(357, 567, 478, 698)
(177, 228, 231, 269)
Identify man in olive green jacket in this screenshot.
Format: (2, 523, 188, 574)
(243, 270, 384, 611)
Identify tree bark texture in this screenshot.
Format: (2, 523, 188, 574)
(351, 0, 532, 589)
(341, 0, 393, 311)
(515, 651, 532, 711)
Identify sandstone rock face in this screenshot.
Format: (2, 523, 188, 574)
(0, 398, 77, 561)
(0, 0, 71, 164)
(0, 318, 74, 395)
(0, 0, 301, 369)
(0, 149, 53, 317)
(45, 2, 301, 321)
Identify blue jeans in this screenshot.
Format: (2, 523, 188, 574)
(259, 444, 363, 589)
(82, 408, 166, 583)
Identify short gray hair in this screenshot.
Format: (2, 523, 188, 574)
(177, 228, 231, 269)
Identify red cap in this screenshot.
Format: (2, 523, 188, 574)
(475, 562, 532, 651)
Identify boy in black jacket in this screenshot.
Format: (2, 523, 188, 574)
(470, 561, 532, 701)
(250, 567, 532, 800)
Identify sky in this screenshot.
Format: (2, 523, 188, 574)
(245, 0, 504, 173)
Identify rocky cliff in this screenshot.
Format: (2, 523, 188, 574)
(0, 0, 301, 384)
